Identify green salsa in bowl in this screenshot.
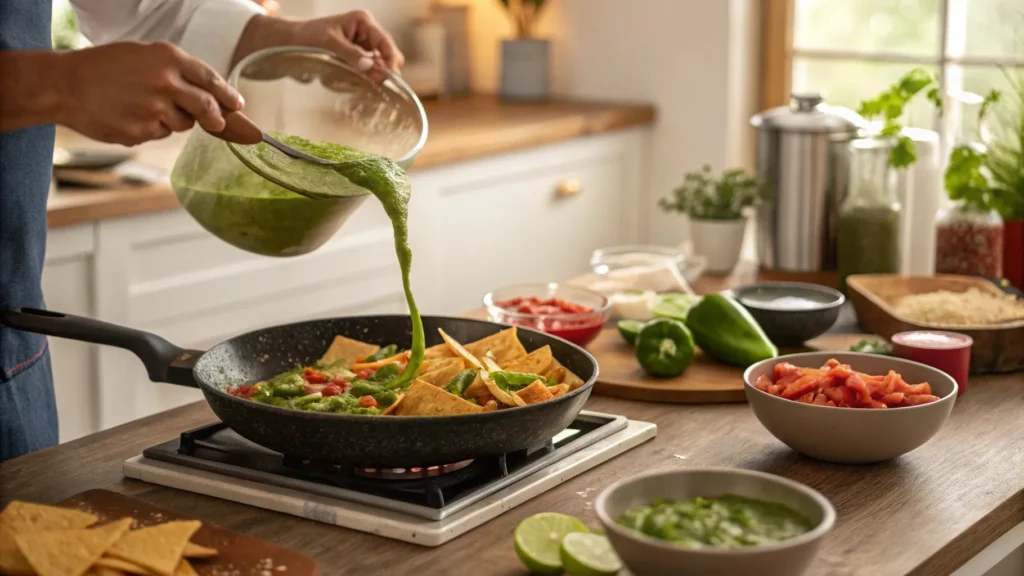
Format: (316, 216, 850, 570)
(170, 130, 372, 257)
(595, 468, 835, 576)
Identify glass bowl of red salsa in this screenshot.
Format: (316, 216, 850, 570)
(484, 283, 610, 347)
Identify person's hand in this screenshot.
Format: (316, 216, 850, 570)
(235, 11, 405, 83)
(54, 41, 247, 146)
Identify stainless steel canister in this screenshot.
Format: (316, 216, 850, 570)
(751, 94, 866, 272)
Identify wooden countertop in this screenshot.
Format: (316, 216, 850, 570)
(2, 270, 1022, 576)
(46, 96, 655, 228)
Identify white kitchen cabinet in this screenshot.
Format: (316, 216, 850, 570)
(41, 224, 97, 443)
(41, 127, 648, 439)
(411, 129, 646, 314)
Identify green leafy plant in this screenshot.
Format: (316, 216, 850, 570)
(943, 75, 1021, 215)
(985, 68, 1024, 220)
(659, 165, 764, 220)
(51, 4, 80, 50)
(498, 0, 548, 39)
(856, 68, 940, 169)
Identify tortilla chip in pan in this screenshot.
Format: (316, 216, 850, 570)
(543, 358, 584, 390)
(395, 380, 484, 416)
(417, 357, 462, 375)
(515, 381, 555, 405)
(423, 344, 455, 360)
(549, 383, 571, 398)
(461, 375, 495, 405)
(438, 329, 484, 370)
(463, 327, 527, 365)
(542, 365, 566, 384)
(418, 362, 465, 388)
(501, 345, 553, 375)
(481, 400, 498, 412)
(320, 335, 380, 365)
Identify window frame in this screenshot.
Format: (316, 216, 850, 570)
(759, 0, 1024, 151)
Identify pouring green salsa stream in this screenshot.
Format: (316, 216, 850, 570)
(244, 134, 426, 389)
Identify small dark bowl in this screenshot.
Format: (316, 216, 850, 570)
(731, 282, 844, 346)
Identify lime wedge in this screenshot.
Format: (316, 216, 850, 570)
(560, 532, 622, 576)
(651, 293, 702, 322)
(514, 513, 589, 574)
(617, 319, 645, 345)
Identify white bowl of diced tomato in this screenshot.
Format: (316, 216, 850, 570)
(743, 352, 957, 464)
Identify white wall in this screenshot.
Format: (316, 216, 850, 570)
(304, 0, 762, 247)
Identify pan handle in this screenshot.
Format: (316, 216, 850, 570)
(1, 308, 201, 388)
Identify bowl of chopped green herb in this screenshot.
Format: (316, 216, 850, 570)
(596, 468, 835, 576)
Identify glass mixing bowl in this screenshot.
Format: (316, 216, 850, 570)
(170, 47, 428, 257)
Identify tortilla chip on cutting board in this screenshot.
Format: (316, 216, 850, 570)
(0, 501, 100, 575)
(95, 556, 153, 575)
(320, 335, 380, 364)
(15, 517, 131, 576)
(395, 380, 484, 416)
(182, 541, 217, 558)
(107, 520, 201, 576)
(0, 501, 98, 532)
(516, 381, 555, 405)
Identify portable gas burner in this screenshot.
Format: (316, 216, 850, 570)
(123, 411, 656, 546)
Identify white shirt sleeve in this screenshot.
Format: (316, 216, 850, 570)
(68, 0, 266, 77)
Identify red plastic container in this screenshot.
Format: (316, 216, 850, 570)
(891, 331, 972, 395)
(1004, 219, 1024, 290)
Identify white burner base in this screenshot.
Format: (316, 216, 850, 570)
(123, 417, 656, 546)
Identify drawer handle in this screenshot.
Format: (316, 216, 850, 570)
(555, 179, 582, 198)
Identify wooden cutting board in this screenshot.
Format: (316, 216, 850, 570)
(588, 327, 863, 404)
(56, 489, 319, 576)
(589, 327, 748, 403)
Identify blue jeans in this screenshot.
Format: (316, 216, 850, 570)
(0, 344, 58, 461)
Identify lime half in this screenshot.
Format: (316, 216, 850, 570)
(617, 319, 644, 345)
(514, 513, 589, 574)
(651, 293, 702, 322)
(560, 532, 622, 576)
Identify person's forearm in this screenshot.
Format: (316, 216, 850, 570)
(230, 14, 298, 69)
(0, 51, 66, 132)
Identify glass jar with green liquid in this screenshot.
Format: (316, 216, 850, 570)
(837, 138, 902, 292)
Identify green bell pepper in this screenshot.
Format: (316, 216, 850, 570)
(363, 344, 398, 363)
(635, 317, 695, 378)
(444, 369, 477, 395)
(684, 294, 778, 367)
(369, 362, 401, 384)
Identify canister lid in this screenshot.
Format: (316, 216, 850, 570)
(751, 93, 866, 133)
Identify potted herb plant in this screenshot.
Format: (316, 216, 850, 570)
(659, 165, 763, 274)
(497, 0, 550, 101)
(941, 68, 1024, 286)
(986, 69, 1024, 289)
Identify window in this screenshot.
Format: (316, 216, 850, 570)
(762, 0, 1024, 150)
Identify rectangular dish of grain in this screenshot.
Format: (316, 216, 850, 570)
(847, 274, 1024, 374)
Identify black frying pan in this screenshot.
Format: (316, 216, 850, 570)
(0, 309, 598, 467)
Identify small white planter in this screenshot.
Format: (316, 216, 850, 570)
(690, 217, 747, 274)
